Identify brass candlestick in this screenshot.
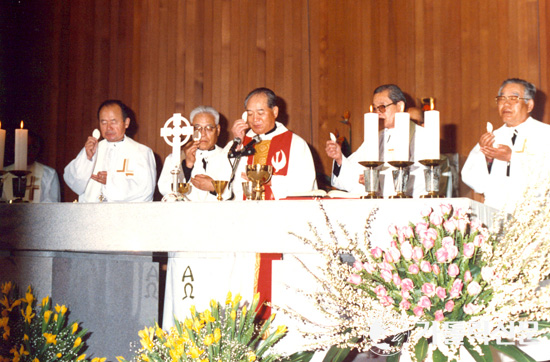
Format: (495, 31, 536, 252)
(8, 170, 31, 203)
(420, 159, 443, 198)
(358, 161, 384, 199)
(388, 161, 413, 199)
(246, 165, 273, 200)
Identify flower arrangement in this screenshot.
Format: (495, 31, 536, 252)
(119, 292, 309, 362)
(287, 200, 550, 362)
(0, 282, 102, 362)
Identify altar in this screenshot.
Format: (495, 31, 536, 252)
(0, 198, 497, 361)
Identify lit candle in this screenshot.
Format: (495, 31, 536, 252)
(0, 121, 5, 170)
(14, 121, 28, 170)
(363, 111, 379, 161)
(424, 110, 440, 160)
(393, 113, 410, 161)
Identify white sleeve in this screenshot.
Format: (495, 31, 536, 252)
(158, 154, 176, 196)
(331, 142, 368, 194)
(63, 148, 96, 196)
(461, 143, 490, 194)
(40, 167, 61, 202)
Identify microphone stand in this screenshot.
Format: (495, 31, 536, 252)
(227, 136, 260, 200)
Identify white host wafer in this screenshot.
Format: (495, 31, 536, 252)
(330, 132, 337, 142)
(486, 122, 493, 133)
(92, 129, 100, 139)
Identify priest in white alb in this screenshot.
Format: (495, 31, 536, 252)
(63, 100, 156, 202)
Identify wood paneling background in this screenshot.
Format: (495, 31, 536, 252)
(4, 0, 550, 201)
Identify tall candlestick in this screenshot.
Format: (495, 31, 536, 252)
(393, 113, 410, 161)
(0, 121, 5, 170)
(14, 121, 28, 170)
(363, 112, 379, 161)
(424, 110, 440, 160)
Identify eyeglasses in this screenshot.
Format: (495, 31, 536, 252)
(495, 95, 529, 105)
(193, 125, 217, 133)
(372, 102, 395, 113)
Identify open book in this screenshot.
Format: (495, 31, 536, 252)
(283, 189, 364, 199)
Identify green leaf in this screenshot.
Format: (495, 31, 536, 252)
(415, 337, 428, 361)
(489, 342, 536, 362)
(322, 344, 352, 362)
(463, 337, 492, 362)
(386, 351, 401, 362)
(281, 351, 315, 362)
(432, 347, 448, 362)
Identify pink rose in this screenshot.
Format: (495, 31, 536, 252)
(464, 270, 473, 282)
(379, 261, 394, 271)
(467, 281, 482, 296)
(444, 219, 457, 233)
(470, 219, 483, 232)
(400, 299, 411, 311)
(381, 269, 393, 283)
(442, 236, 455, 249)
(390, 240, 398, 249)
(420, 206, 433, 217)
(463, 303, 477, 315)
(413, 306, 424, 316)
(347, 273, 361, 285)
(434, 310, 444, 322)
(481, 266, 494, 282)
(401, 290, 411, 299)
(371, 247, 383, 259)
(445, 300, 455, 312)
(432, 264, 440, 275)
(421, 283, 436, 297)
(430, 212, 444, 226)
(401, 278, 414, 292)
(435, 286, 447, 299)
(450, 279, 463, 299)
(463, 243, 475, 258)
(353, 260, 364, 271)
(401, 242, 413, 260)
(380, 295, 394, 306)
(416, 221, 429, 234)
(418, 296, 432, 309)
(421, 235, 435, 250)
(446, 245, 459, 260)
(408, 264, 420, 275)
(454, 207, 468, 220)
(420, 260, 432, 273)
(457, 219, 468, 234)
(387, 247, 401, 263)
(364, 262, 376, 274)
(447, 263, 460, 277)
(388, 224, 398, 236)
(392, 273, 402, 286)
(473, 234, 485, 247)
(401, 226, 414, 239)
(412, 247, 424, 261)
(435, 248, 448, 263)
(440, 204, 452, 216)
(374, 285, 388, 297)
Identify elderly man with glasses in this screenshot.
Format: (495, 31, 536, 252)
(158, 106, 231, 201)
(462, 78, 550, 212)
(326, 84, 425, 197)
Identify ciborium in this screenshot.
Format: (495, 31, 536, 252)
(246, 164, 273, 200)
(212, 180, 229, 201)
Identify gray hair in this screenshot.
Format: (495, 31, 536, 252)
(498, 78, 536, 103)
(373, 84, 407, 108)
(244, 87, 277, 109)
(189, 106, 220, 125)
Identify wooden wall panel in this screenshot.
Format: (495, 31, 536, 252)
(37, 0, 550, 201)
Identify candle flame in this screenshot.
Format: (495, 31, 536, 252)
(430, 98, 435, 110)
(0, 120, 2, 129)
(370, 105, 373, 112)
(20, 121, 24, 129)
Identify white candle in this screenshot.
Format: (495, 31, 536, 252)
(424, 110, 440, 160)
(393, 113, 410, 161)
(14, 121, 28, 170)
(363, 112, 379, 161)
(0, 121, 5, 170)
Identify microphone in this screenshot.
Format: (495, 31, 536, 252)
(242, 135, 261, 156)
(228, 137, 242, 158)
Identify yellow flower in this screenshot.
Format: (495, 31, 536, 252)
(140, 354, 150, 362)
(74, 337, 82, 348)
(184, 318, 193, 329)
(210, 299, 217, 308)
(91, 358, 106, 362)
(56, 353, 62, 358)
(242, 304, 247, 317)
(76, 354, 86, 361)
(23, 290, 34, 305)
(202, 310, 215, 323)
(54, 314, 58, 322)
(72, 322, 79, 334)
(2, 325, 10, 340)
(192, 318, 204, 332)
(201, 359, 209, 362)
(138, 327, 154, 351)
(11, 345, 29, 362)
(213, 328, 221, 342)
(21, 305, 35, 324)
(44, 310, 52, 323)
(226, 291, 232, 305)
(1, 282, 12, 295)
(203, 334, 214, 346)
(252, 292, 260, 305)
(55, 304, 67, 315)
(41, 296, 49, 307)
(23, 334, 29, 341)
(116, 356, 127, 362)
(190, 305, 196, 316)
(43, 333, 57, 345)
(188, 346, 203, 359)
(275, 325, 287, 335)
(230, 310, 236, 320)
(32, 358, 39, 362)
(247, 351, 256, 362)
(232, 294, 242, 308)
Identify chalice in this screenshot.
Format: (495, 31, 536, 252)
(246, 164, 273, 200)
(212, 180, 229, 201)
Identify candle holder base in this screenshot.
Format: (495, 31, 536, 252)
(420, 159, 443, 198)
(388, 161, 413, 198)
(360, 192, 381, 199)
(8, 170, 31, 203)
(420, 191, 440, 199)
(359, 161, 383, 199)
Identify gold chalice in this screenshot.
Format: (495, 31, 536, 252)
(212, 180, 229, 201)
(246, 164, 273, 200)
(177, 182, 191, 196)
